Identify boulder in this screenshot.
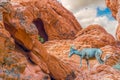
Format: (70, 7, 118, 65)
(75, 24, 116, 48)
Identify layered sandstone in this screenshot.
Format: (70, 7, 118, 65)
(101, 45, 120, 66)
(0, 21, 51, 80)
(0, 0, 77, 79)
(0, 21, 15, 64)
(11, 0, 82, 41)
(106, 1, 120, 70)
(106, 0, 120, 41)
(106, 0, 118, 19)
(75, 24, 116, 48)
(0, 22, 14, 50)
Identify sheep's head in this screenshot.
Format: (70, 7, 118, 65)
(69, 46, 75, 57)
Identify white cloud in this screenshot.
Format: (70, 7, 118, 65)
(93, 16, 118, 36)
(61, 0, 118, 37)
(0, 0, 10, 2)
(57, 0, 62, 3)
(74, 8, 97, 28)
(74, 8, 118, 37)
(75, 8, 96, 20)
(61, 0, 106, 12)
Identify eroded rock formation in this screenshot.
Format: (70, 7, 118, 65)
(11, 0, 82, 41)
(106, 0, 118, 19)
(106, 0, 120, 41)
(101, 45, 120, 66)
(0, 0, 77, 79)
(0, 21, 15, 63)
(75, 24, 116, 48)
(0, 21, 47, 79)
(106, 1, 120, 71)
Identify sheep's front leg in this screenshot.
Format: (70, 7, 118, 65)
(79, 57, 82, 68)
(85, 52, 90, 70)
(86, 59, 90, 70)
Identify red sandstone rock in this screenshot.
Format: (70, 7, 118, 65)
(76, 24, 107, 36)
(0, 21, 15, 62)
(0, 22, 15, 50)
(15, 45, 51, 80)
(0, 1, 75, 79)
(75, 24, 116, 48)
(101, 45, 120, 66)
(32, 40, 75, 80)
(106, 0, 118, 19)
(106, 0, 120, 41)
(0, 21, 48, 79)
(116, 24, 120, 41)
(11, 0, 82, 40)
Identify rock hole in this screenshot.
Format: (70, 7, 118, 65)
(50, 76, 55, 80)
(33, 18, 48, 43)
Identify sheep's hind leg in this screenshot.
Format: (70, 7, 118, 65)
(95, 53, 104, 64)
(86, 59, 90, 70)
(79, 57, 82, 68)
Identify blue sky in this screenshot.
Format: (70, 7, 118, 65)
(97, 7, 115, 20)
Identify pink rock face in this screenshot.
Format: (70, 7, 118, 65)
(75, 24, 116, 48)
(106, 0, 120, 41)
(0, 22, 15, 49)
(106, 0, 118, 19)
(0, 21, 49, 80)
(116, 24, 120, 41)
(0, 22, 15, 62)
(86, 65, 120, 80)
(101, 45, 120, 66)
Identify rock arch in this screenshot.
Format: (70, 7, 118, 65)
(33, 18, 48, 42)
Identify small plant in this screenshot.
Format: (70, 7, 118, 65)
(38, 35, 44, 43)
